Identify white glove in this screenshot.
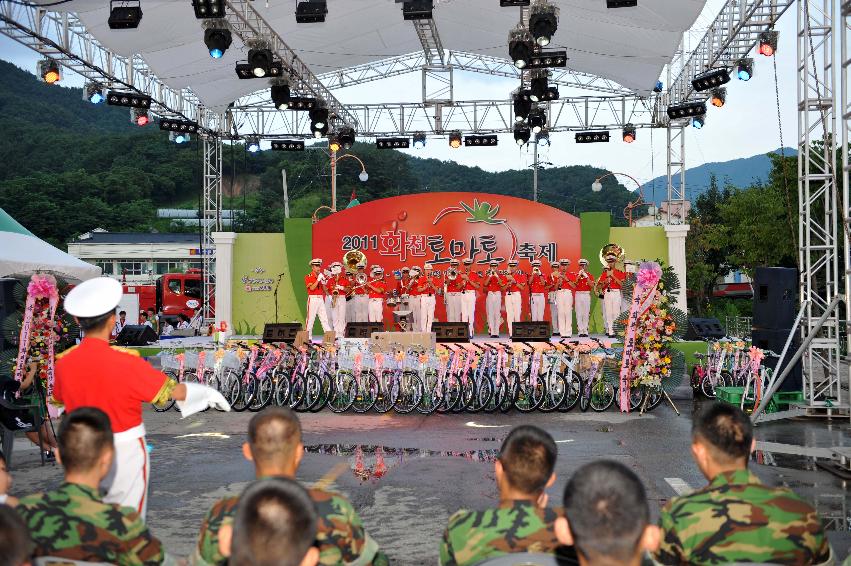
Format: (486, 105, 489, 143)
(176, 381, 231, 418)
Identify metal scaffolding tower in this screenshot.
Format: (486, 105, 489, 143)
(201, 136, 223, 321)
(841, 0, 851, 395)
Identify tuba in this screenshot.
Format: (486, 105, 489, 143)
(599, 243, 625, 268)
(343, 250, 367, 274)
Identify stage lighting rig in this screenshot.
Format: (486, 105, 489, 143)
(666, 100, 706, 120)
(271, 140, 305, 151)
(246, 136, 261, 153)
(287, 97, 318, 110)
(528, 109, 546, 134)
(508, 28, 534, 69)
(736, 58, 753, 81)
(528, 51, 567, 69)
(758, 31, 778, 56)
(501, 0, 530, 5)
(413, 132, 427, 149)
(448, 131, 462, 149)
(83, 82, 105, 104)
(204, 27, 232, 59)
(296, 0, 327, 22)
(169, 131, 191, 144)
(38, 59, 60, 84)
(402, 0, 433, 20)
(653, 80, 664, 93)
(109, 0, 142, 29)
(464, 135, 498, 147)
(236, 60, 283, 79)
(312, 123, 329, 138)
(529, 2, 559, 47)
(338, 127, 356, 149)
(160, 118, 199, 134)
(271, 82, 291, 110)
(514, 92, 532, 122)
(607, 0, 637, 7)
(691, 68, 730, 92)
(710, 87, 726, 108)
(328, 134, 341, 152)
(250, 48, 276, 77)
(536, 130, 550, 146)
(309, 107, 329, 131)
(131, 108, 149, 127)
(575, 131, 610, 143)
(192, 0, 224, 19)
(514, 125, 531, 146)
(377, 137, 411, 149)
(107, 90, 152, 108)
(529, 74, 548, 102)
(622, 124, 636, 143)
(692, 115, 706, 129)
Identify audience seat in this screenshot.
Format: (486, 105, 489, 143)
(0, 396, 45, 470)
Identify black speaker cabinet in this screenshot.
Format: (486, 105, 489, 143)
(115, 324, 159, 346)
(431, 322, 470, 343)
(345, 322, 384, 338)
(510, 321, 551, 341)
(753, 267, 798, 330)
(0, 279, 17, 352)
(751, 327, 803, 393)
(684, 317, 726, 341)
(263, 323, 303, 343)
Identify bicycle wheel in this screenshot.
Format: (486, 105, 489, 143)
(373, 371, 396, 414)
(229, 379, 248, 412)
(417, 371, 441, 414)
(590, 379, 616, 411)
(307, 373, 331, 412)
(558, 372, 580, 412)
(152, 369, 178, 412)
(274, 372, 291, 407)
(515, 376, 545, 413)
(453, 377, 476, 413)
(473, 375, 495, 412)
(539, 374, 567, 413)
(352, 371, 378, 413)
(498, 372, 519, 413)
(579, 379, 590, 412)
(700, 374, 717, 399)
(248, 377, 275, 412)
(289, 376, 307, 411)
(218, 368, 241, 397)
(329, 370, 356, 413)
(394, 371, 424, 414)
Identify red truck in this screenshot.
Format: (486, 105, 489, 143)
(123, 269, 210, 320)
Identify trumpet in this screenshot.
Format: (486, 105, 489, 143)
(447, 268, 458, 281)
(331, 288, 341, 308)
(532, 267, 542, 276)
(356, 273, 368, 285)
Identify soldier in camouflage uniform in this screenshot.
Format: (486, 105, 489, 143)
(656, 403, 831, 565)
(440, 425, 574, 566)
(16, 407, 169, 566)
(192, 407, 387, 566)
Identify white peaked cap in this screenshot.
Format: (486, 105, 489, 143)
(64, 277, 123, 318)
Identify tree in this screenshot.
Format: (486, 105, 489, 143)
(685, 175, 732, 315)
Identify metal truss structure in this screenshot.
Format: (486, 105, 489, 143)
(841, 0, 851, 404)
(665, 125, 686, 224)
(201, 136, 223, 320)
(412, 18, 446, 67)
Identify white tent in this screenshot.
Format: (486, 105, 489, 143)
(0, 208, 101, 282)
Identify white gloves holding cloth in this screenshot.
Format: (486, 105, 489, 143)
(176, 381, 231, 417)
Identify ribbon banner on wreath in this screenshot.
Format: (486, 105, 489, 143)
(618, 262, 662, 412)
(13, 274, 60, 404)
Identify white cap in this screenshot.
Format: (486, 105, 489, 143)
(310, 258, 322, 266)
(356, 262, 366, 269)
(64, 277, 123, 318)
(424, 262, 433, 270)
(508, 259, 519, 266)
(579, 258, 589, 264)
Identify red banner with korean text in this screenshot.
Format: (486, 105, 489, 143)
(312, 193, 581, 333)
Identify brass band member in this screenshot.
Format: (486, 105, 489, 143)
(460, 259, 481, 338)
(573, 258, 595, 338)
(418, 263, 441, 333)
(351, 262, 369, 322)
(528, 260, 548, 323)
(548, 260, 560, 335)
(445, 259, 464, 322)
(326, 262, 349, 336)
(305, 258, 331, 335)
(408, 266, 423, 332)
(483, 259, 505, 338)
(597, 254, 626, 338)
(555, 259, 574, 338)
(366, 266, 387, 325)
(502, 259, 527, 335)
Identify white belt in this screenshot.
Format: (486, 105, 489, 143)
(606, 289, 621, 293)
(531, 292, 545, 296)
(114, 423, 146, 443)
(576, 291, 591, 295)
(487, 291, 501, 295)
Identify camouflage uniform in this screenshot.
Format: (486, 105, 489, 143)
(193, 485, 388, 566)
(440, 500, 564, 566)
(656, 469, 831, 565)
(16, 482, 166, 566)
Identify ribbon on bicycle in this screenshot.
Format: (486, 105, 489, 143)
(618, 263, 662, 412)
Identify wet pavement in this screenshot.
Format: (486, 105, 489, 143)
(9, 401, 851, 565)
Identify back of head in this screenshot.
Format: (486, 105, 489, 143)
(692, 402, 753, 465)
(498, 425, 557, 495)
(58, 407, 114, 474)
(0, 504, 34, 566)
(248, 407, 301, 468)
(562, 460, 649, 563)
(229, 477, 317, 566)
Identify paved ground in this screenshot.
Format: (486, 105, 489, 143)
(9, 400, 851, 565)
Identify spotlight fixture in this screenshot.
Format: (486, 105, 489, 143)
(710, 87, 726, 108)
(338, 127, 356, 149)
(287, 97, 317, 110)
(514, 125, 531, 146)
(169, 131, 191, 144)
(159, 118, 200, 134)
(271, 83, 291, 110)
(271, 140, 305, 151)
(38, 59, 60, 84)
(376, 137, 411, 149)
(83, 82, 105, 104)
(246, 136, 261, 153)
(575, 131, 610, 143)
(413, 132, 427, 149)
(529, 2, 559, 47)
(448, 131, 462, 149)
(622, 124, 636, 143)
(758, 31, 778, 56)
(402, 0, 433, 20)
(248, 48, 275, 77)
(192, 0, 224, 19)
(529, 75, 548, 102)
(312, 123, 329, 138)
(607, 0, 637, 7)
(296, 0, 327, 23)
(204, 27, 232, 59)
(653, 80, 664, 93)
(235, 61, 283, 79)
(328, 135, 341, 152)
(542, 86, 560, 101)
(736, 58, 753, 81)
(508, 29, 534, 69)
(536, 130, 550, 146)
(528, 109, 547, 134)
(528, 50, 568, 69)
(309, 107, 329, 130)
(692, 115, 705, 129)
(108, 0, 142, 29)
(514, 92, 532, 122)
(131, 108, 149, 127)
(107, 90, 152, 108)
(501, 0, 530, 5)
(691, 68, 730, 92)
(666, 100, 706, 120)
(464, 134, 498, 147)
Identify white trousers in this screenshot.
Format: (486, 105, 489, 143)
(351, 295, 369, 322)
(329, 297, 347, 335)
(409, 295, 422, 332)
(462, 290, 477, 336)
(101, 425, 150, 519)
(603, 289, 622, 335)
(548, 292, 559, 333)
(505, 292, 522, 335)
(486, 291, 502, 336)
(575, 291, 591, 335)
(530, 293, 546, 322)
(445, 292, 462, 322)
(420, 295, 436, 332)
(368, 298, 384, 324)
(306, 295, 331, 335)
(556, 289, 574, 337)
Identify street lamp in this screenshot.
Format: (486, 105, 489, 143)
(329, 152, 368, 212)
(592, 172, 649, 227)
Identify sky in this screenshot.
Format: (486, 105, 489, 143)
(0, 0, 798, 190)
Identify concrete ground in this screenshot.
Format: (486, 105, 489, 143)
(9, 400, 851, 565)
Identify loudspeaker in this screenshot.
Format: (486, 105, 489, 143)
(751, 327, 803, 393)
(115, 325, 159, 346)
(684, 317, 726, 341)
(510, 321, 551, 341)
(345, 322, 384, 338)
(0, 279, 17, 352)
(263, 323, 303, 343)
(431, 322, 469, 343)
(753, 267, 798, 330)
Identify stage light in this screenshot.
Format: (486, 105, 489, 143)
(448, 131, 462, 149)
(413, 132, 427, 149)
(109, 0, 142, 29)
(692, 115, 705, 129)
(312, 123, 329, 138)
(402, 0, 433, 20)
(514, 92, 532, 122)
(131, 108, 149, 127)
(235, 60, 283, 79)
(654, 80, 664, 93)
(38, 59, 60, 84)
(575, 131, 610, 143)
(328, 135, 341, 152)
(309, 107, 329, 130)
(271, 140, 305, 151)
(159, 118, 200, 134)
(248, 48, 274, 77)
(204, 28, 231, 59)
(246, 136, 261, 153)
(192, 0, 224, 19)
(287, 97, 317, 110)
(622, 124, 636, 143)
(296, 0, 327, 22)
(607, 0, 637, 6)
(666, 100, 706, 120)
(691, 68, 730, 92)
(501, 0, 530, 5)
(528, 109, 547, 134)
(536, 130, 550, 146)
(83, 82, 105, 104)
(170, 131, 191, 144)
(758, 31, 778, 56)
(529, 75, 548, 102)
(464, 134, 498, 147)
(514, 125, 531, 146)
(528, 50, 568, 69)
(529, 3, 559, 47)
(339, 127, 356, 149)
(377, 137, 411, 149)
(271, 83, 291, 110)
(542, 86, 559, 101)
(107, 90, 152, 108)
(710, 87, 726, 108)
(508, 30, 534, 69)
(736, 58, 753, 81)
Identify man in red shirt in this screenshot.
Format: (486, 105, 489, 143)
(418, 263, 442, 333)
(304, 258, 331, 335)
(460, 259, 481, 337)
(366, 266, 387, 325)
(573, 258, 596, 337)
(482, 260, 505, 338)
(406, 266, 423, 332)
(351, 262, 370, 323)
(503, 259, 527, 336)
(444, 259, 464, 322)
(55, 277, 229, 519)
(548, 260, 560, 335)
(325, 262, 349, 335)
(556, 259, 575, 338)
(528, 259, 549, 323)
(597, 254, 627, 338)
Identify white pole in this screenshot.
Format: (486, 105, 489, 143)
(533, 140, 539, 202)
(281, 169, 290, 219)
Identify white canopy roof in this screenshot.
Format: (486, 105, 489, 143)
(37, 0, 706, 110)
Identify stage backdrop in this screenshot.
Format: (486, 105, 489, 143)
(312, 192, 582, 333)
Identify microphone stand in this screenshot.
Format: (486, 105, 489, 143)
(273, 273, 284, 323)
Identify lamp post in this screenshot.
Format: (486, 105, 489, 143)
(329, 151, 368, 212)
(591, 171, 650, 227)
